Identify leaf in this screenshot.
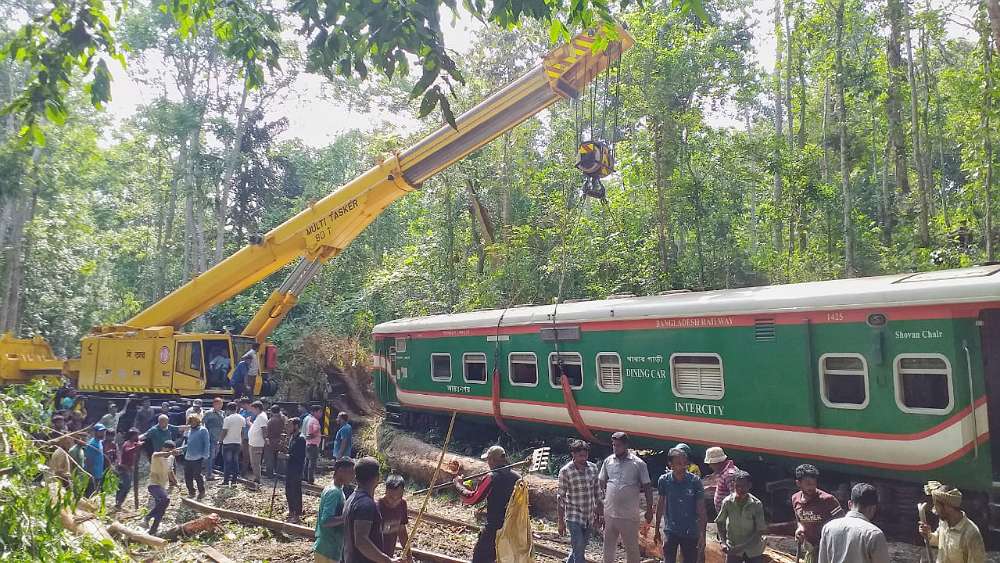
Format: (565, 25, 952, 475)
(410, 67, 438, 98)
(418, 86, 439, 118)
(439, 92, 456, 130)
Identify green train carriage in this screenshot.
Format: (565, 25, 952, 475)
(372, 265, 1000, 502)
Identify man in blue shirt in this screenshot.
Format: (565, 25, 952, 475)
(84, 423, 107, 496)
(182, 414, 211, 499)
(332, 412, 353, 460)
(654, 447, 707, 563)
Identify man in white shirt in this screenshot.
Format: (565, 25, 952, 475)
(247, 400, 268, 483)
(219, 402, 245, 486)
(599, 432, 654, 563)
(818, 483, 890, 563)
(241, 344, 261, 398)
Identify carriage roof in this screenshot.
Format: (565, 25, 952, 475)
(372, 265, 1000, 335)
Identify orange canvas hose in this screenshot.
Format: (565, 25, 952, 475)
(559, 374, 606, 446)
(491, 367, 512, 435)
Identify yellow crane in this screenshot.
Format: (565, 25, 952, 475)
(0, 26, 633, 398)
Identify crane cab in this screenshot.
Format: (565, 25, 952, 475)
(74, 327, 273, 396)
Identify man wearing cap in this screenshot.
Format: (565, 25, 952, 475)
(919, 482, 986, 563)
(185, 398, 204, 421)
(599, 431, 653, 563)
(453, 445, 520, 563)
(705, 446, 739, 513)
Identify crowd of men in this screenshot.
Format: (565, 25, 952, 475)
(43, 394, 354, 534)
(41, 399, 990, 563)
(556, 433, 988, 563)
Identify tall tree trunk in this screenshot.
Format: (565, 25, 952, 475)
(0, 148, 40, 333)
(932, 53, 949, 227)
(773, 0, 785, 252)
(886, 0, 911, 201)
(983, 14, 996, 262)
(796, 38, 807, 150)
(918, 17, 936, 219)
(784, 0, 795, 147)
(987, 0, 1000, 53)
(652, 117, 672, 284)
(214, 82, 250, 264)
(500, 132, 513, 229)
(905, 3, 931, 246)
(835, 0, 854, 275)
(158, 162, 179, 299)
(822, 79, 831, 183)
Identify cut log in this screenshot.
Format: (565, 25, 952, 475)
(107, 521, 169, 548)
(159, 513, 222, 541)
(384, 434, 558, 518)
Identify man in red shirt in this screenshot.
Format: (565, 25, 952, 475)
(791, 464, 842, 563)
(378, 474, 409, 556)
(114, 428, 144, 511)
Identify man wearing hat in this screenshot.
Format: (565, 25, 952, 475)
(919, 482, 986, 563)
(599, 431, 653, 563)
(185, 398, 204, 421)
(453, 445, 520, 563)
(705, 446, 739, 512)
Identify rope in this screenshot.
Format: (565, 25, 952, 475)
(402, 410, 457, 559)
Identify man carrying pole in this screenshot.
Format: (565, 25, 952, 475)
(918, 482, 986, 563)
(453, 445, 520, 563)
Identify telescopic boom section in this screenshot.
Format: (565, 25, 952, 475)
(126, 26, 634, 333)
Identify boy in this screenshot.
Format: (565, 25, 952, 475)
(378, 474, 409, 556)
(114, 428, 144, 510)
(715, 470, 767, 563)
(315, 458, 357, 563)
(144, 440, 179, 535)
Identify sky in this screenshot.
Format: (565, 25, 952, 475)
(102, 0, 970, 148)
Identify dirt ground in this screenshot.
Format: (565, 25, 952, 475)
(107, 463, 1000, 563)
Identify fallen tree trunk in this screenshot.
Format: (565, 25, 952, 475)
(384, 434, 558, 518)
(107, 521, 168, 548)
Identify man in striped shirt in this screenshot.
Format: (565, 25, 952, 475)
(705, 447, 739, 512)
(559, 440, 602, 563)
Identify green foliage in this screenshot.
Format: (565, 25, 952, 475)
(1, 0, 126, 145)
(0, 381, 125, 561)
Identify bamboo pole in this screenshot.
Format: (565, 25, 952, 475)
(402, 411, 457, 560)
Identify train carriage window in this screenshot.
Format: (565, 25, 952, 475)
(431, 354, 452, 382)
(549, 352, 583, 389)
(463, 353, 488, 384)
(670, 354, 724, 400)
(894, 354, 953, 414)
(820, 354, 869, 409)
(509, 353, 538, 386)
(596, 353, 623, 393)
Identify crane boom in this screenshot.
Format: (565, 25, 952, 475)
(127, 26, 633, 331)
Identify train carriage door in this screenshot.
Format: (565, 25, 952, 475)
(980, 310, 1000, 470)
